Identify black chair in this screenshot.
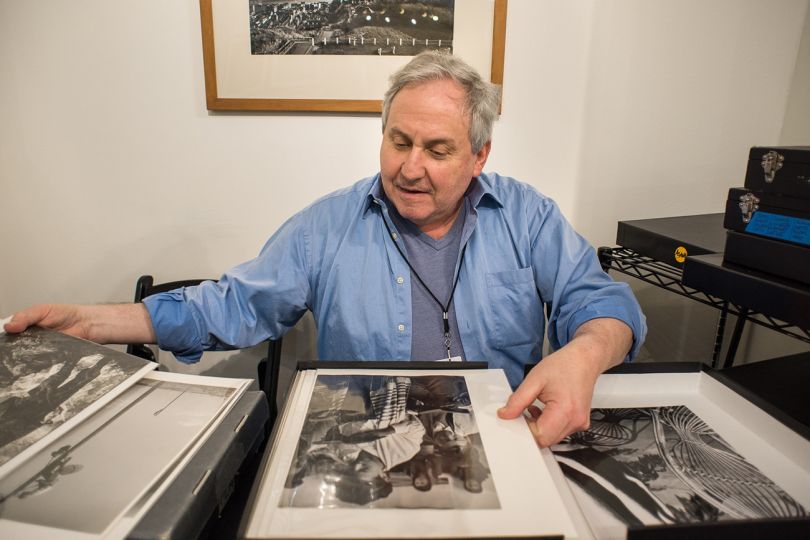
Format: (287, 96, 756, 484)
(126, 274, 282, 427)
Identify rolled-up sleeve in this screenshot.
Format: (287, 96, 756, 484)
(143, 212, 313, 363)
(531, 199, 646, 361)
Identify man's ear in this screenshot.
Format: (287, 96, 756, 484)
(473, 141, 492, 176)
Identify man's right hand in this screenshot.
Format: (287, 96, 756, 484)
(3, 303, 157, 345)
(4, 304, 90, 338)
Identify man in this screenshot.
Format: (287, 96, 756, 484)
(4, 51, 646, 447)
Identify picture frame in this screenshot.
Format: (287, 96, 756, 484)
(199, 0, 508, 112)
(553, 363, 810, 539)
(241, 365, 583, 539)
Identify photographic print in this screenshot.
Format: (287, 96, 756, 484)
(0, 372, 245, 538)
(201, 0, 506, 111)
(0, 328, 155, 478)
(281, 374, 499, 509)
(249, 1, 455, 56)
(552, 405, 807, 530)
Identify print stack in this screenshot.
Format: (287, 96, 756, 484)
(242, 365, 810, 539)
(0, 328, 250, 539)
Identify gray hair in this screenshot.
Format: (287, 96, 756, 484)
(381, 51, 501, 154)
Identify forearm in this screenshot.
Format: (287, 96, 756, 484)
(567, 317, 633, 375)
(80, 303, 157, 344)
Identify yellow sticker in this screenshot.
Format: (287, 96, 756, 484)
(674, 246, 688, 263)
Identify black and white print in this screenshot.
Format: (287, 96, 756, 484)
(281, 374, 499, 509)
(0, 328, 153, 473)
(249, 0, 455, 56)
(0, 376, 237, 535)
(552, 406, 807, 527)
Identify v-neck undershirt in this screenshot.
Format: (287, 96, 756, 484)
(387, 199, 468, 361)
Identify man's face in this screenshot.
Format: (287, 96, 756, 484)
(380, 78, 491, 239)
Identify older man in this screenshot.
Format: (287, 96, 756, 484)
(5, 51, 645, 447)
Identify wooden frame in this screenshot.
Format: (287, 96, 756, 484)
(200, 0, 508, 113)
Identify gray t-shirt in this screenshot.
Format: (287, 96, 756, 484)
(388, 200, 468, 361)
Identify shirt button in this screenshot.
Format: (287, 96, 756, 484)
(391, 232, 399, 241)
(396, 276, 405, 284)
(397, 324, 406, 332)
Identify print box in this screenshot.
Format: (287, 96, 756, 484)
(562, 363, 810, 540)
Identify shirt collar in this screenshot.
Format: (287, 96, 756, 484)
(364, 173, 503, 218)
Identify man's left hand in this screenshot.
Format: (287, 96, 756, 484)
(496, 318, 633, 447)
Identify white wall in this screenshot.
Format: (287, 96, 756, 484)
(782, 0, 810, 144)
(2, 0, 809, 373)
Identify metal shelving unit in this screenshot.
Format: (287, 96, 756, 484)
(598, 246, 810, 368)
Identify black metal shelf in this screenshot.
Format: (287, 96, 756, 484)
(598, 246, 810, 365)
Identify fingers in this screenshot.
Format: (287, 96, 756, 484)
(496, 369, 547, 420)
(531, 400, 590, 447)
(4, 305, 53, 334)
(499, 356, 594, 447)
(3, 304, 80, 335)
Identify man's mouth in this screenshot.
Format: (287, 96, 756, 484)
(396, 184, 429, 196)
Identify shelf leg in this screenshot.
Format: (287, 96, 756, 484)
(723, 307, 750, 369)
(712, 302, 729, 369)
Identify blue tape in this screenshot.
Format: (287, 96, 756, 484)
(746, 211, 810, 247)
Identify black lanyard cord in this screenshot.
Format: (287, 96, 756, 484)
(381, 215, 467, 359)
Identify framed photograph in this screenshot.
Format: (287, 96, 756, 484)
(551, 365, 810, 539)
(200, 0, 508, 112)
(242, 366, 583, 539)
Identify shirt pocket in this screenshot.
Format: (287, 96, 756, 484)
(485, 267, 544, 349)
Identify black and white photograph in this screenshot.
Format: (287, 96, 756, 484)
(552, 405, 808, 529)
(0, 372, 245, 538)
(249, 0, 455, 56)
(280, 373, 499, 509)
(0, 328, 155, 477)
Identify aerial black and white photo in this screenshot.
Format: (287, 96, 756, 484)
(280, 373, 499, 509)
(552, 406, 807, 528)
(0, 328, 154, 474)
(0, 375, 241, 537)
(249, 0, 455, 56)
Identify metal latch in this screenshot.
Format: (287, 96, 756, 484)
(738, 192, 760, 223)
(761, 150, 784, 183)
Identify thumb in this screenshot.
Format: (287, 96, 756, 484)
(497, 374, 546, 420)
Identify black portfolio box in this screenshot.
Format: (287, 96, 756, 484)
(723, 230, 810, 287)
(744, 146, 810, 200)
(683, 253, 810, 329)
(724, 187, 810, 239)
(129, 391, 269, 540)
(722, 185, 810, 283)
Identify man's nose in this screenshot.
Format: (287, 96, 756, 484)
(401, 148, 426, 181)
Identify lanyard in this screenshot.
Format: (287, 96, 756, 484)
(381, 216, 467, 360)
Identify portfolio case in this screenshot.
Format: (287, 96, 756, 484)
(129, 391, 269, 540)
(722, 186, 810, 283)
(724, 187, 810, 247)
(744, 146, 810, 200)
(723, 231, 810, 287)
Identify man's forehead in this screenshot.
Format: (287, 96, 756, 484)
(385, 79, 470, 138)
(391, 78, 467, 109)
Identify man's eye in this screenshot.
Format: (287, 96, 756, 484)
(393, 141, 409, 149)
(429, 148, 448, 158)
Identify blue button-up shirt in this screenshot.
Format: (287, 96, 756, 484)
(144, 173, 646, 388)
